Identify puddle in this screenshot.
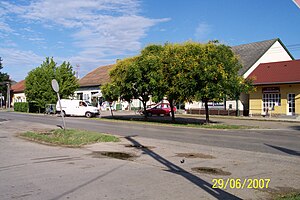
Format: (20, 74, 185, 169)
(176, 153, 215, 159)
(88, 151, 136, 160)
(192, 167, 231, 175)
(124, 144, 155, 149)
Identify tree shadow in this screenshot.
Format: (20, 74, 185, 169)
(125, 136, 242, 200)
(101, 115, 220, 125)
(289, 126, 300, 131)
(264, 143, 300, 157)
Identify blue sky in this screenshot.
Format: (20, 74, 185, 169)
(1, 0, 300, 81)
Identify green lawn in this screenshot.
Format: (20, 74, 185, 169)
(275, 193, 300, 200)
(21, 129, 119, 147)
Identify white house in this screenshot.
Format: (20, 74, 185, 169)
(11, 80, 26, 105)
(75, 64, 114, 109)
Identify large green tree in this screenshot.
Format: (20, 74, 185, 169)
(104, 45, 163, 118)
(25, 57, 79, 111)
(158, 42, 204, 121)
(0, 57, 10, 106)
(189, 41, 252, 123)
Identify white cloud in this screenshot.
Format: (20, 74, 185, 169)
(0, 48, 44, 81)
(0, 0, 170, 80)
(194, 22, 212, 42)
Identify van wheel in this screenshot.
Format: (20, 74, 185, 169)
(85, 112, 92, 118)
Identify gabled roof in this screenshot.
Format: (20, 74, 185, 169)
(231, 38, 293, 75)
(248, 60, 300, 85)
(78, 64, 114, 87)
(11, 80, 25, 93)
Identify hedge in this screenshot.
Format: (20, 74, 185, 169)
(14, 102, 29, 112)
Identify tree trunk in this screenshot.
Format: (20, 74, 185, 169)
(109, 103, 114, 117)
(142, 101, 148, 119)
(169, 99, 175, 122)
(204, 99, 209, 124)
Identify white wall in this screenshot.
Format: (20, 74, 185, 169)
(243, 41, 293, 78)
(12, 93, 26, 105)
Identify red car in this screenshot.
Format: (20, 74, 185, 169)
(144, 103, 177, 116)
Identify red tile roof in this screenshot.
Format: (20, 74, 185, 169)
(11, 80, 25, 93)
(78, 64, 114, 87)
(248, 60, 300, 85)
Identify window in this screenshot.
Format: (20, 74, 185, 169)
(262, 93, 281, 112)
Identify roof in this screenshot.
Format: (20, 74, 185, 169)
(231, 38, 293, 75)
(248, 60, 300, 85)
(78, 64, 114, 87)
(11, 80, 25, 93)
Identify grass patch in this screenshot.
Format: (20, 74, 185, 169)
(275, 193, 300, 200)
(95, 117, 256, 129)
(21, 129, 119, 147)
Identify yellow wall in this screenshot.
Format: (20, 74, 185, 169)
(249, 84, 300, 116)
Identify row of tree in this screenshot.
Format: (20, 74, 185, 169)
(102, 41, 252, 123)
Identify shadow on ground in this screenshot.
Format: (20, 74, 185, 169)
(100, 115, 220, 125)
(125, 136, 242, 200)
(264, 143, 300, 157)
(289, 126, 300, 131)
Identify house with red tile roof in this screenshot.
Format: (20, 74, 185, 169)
(11, 80, 26, 105)
(74, 64, 114, 106)
(248, 60, 300, 117)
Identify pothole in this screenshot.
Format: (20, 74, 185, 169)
(176, 153, 215, 159)
(88, 151, 136, 160)
(124, 144, 155, 149)
(192, 167, 231, 175)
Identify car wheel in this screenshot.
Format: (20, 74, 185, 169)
(147, 112, 152, 117)
(85, 112, 93, 118)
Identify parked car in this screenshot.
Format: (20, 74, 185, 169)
(144, 103, 176, 116)
(56, 99, 99, 118)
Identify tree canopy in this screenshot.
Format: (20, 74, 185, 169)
(0, 57, 10, 106)
(25, 57, 79, 110)
(102, 41, 252, 123)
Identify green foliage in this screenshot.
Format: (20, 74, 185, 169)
(103, 41, 252, 123)
(25, 57, 79, 110)
(0, 57, 10, 103)
(14, 102, 29, 112)
(105, 47, 164, 116)
(101, 83, 120, 103)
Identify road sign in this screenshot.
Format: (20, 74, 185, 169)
(51, 79, 59, 93)
(51, 79, 66, 130)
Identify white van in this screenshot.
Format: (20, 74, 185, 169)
(56, 99, 99, 118)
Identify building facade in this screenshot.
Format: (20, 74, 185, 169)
(248, 60, 300, 117)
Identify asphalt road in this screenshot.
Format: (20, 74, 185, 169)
(1, 112, 299, 156)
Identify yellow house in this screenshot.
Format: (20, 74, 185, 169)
(248, 60, 300, 117)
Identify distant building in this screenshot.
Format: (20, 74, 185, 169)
(75, 64, 113, 108)
(248, 60, 300, 117)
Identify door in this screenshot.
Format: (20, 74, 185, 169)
(287, 93, 295, 115)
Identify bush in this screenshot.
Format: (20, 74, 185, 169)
(28, 101, 43, 113)
(14, 102, 29, 112)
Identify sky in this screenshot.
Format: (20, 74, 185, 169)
(1, 0, 300, 82)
